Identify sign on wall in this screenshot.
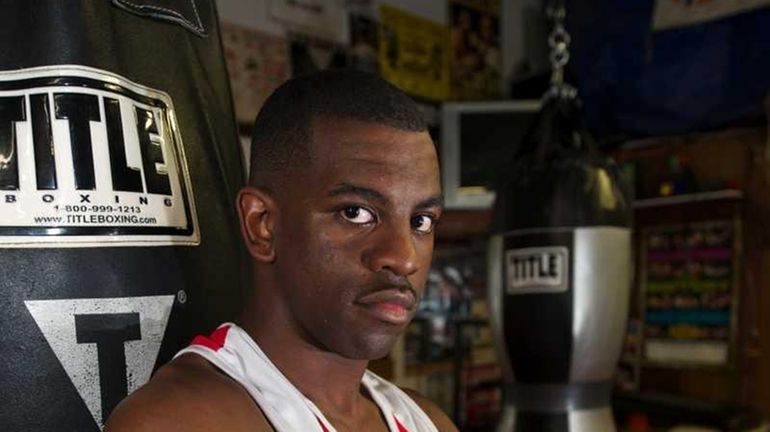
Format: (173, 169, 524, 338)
(378, 4, 451, 101)
(450, 0, 502, 100)
(221, 22, 290, 125)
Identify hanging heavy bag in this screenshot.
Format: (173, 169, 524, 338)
(489, 94, 631, 431)
(0, 2, 245, 431)
(487, 7, 632, 428)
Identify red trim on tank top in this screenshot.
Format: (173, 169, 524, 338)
(317, 417, 329, 432)
(189, 325, 231, 351)
(314, 415, 411, 432)
(395, 417, 410, 432)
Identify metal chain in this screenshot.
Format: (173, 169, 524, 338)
(544, 4, 577, 100)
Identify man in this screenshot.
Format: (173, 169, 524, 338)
(105, 70, 458, 432)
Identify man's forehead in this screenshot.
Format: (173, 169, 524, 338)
(296, 118, 440, 201)
(310, 117, 435, 164)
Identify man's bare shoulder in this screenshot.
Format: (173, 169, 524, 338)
(400, 388, 459, 432)
(104, 353, 273, 432)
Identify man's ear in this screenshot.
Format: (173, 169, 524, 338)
(237, 186, 277, 262)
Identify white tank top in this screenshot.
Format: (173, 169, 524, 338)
(175, 323, 439, 432)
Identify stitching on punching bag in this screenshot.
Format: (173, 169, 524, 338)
(111, 0, 207, 37)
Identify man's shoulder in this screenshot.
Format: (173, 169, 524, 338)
(104, 353, 272, 432)
(400, 388, 459, 432)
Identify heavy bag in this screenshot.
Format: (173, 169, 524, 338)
(488, 95, 631, 431)
(0, 2, 245, 431)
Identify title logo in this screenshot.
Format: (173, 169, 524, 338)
(0, 65, 198, 247)
(506, 246, 569, 294)
(25, 295, 174, 427)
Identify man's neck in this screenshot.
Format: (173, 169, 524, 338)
(239, 295, 371, 416)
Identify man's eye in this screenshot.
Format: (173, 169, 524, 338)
(340, 206, 375, 224)
(412, 215, 436, 234)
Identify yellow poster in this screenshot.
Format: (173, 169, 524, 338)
(379, 4, 450, 101)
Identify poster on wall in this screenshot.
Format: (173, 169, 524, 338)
(378, 4, 451, 101)
(221, 22, 290, 125)
(642, 221, 737, 366)
(449, 0, 502, 100)
(289, 33, 349, 77)
(652, 0, 770, 31)
(270, 0, 348, 43)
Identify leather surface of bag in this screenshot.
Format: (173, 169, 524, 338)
(0, 1, 245, 430)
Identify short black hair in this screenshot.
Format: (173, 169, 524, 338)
(248, 69, 426, 185)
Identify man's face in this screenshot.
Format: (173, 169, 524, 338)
(273, 118, 442, 360)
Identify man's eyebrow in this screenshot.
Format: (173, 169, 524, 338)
(416, 195, 444, 211)
(329, 183, 443, 210)
(329, 183, 388, 204)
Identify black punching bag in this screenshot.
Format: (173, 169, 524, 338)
(488, 92, 631, 431)
(0, 2, 244, 431)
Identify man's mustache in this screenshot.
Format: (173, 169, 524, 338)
(355, 273, 418, 301)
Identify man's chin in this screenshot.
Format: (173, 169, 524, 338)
(341, 332, 402, 361)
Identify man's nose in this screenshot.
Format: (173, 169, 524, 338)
(363, 222, 419, 277)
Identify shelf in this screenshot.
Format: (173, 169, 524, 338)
(633, 190, 743, 209)
(647, 248, 732, 262)
(436, 210, 492, 240)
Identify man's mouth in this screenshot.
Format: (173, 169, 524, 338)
(354, 288, 417, 325)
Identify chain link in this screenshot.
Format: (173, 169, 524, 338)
(544, 4, 577, 100)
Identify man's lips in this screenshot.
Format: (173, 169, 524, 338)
(354, 288, 417, 325)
